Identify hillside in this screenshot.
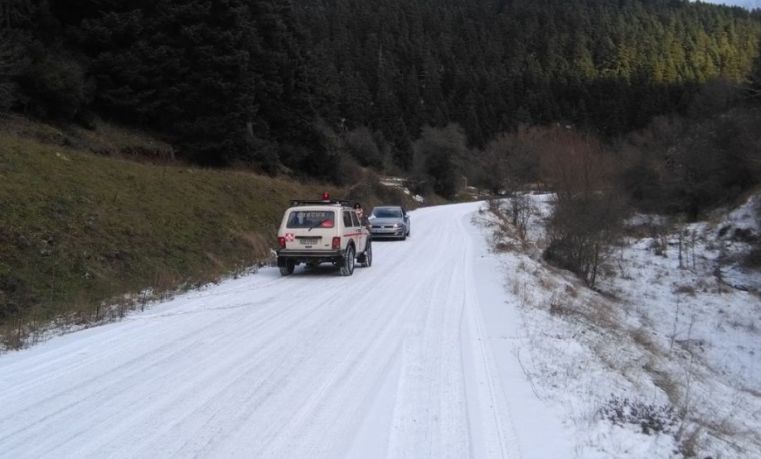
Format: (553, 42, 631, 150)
(0, 117, 348, 347)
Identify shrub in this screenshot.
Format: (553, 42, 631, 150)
(538, 128, 626, 286)
(412, 124, 467, 199)
(477, 127, 544, 193)
(544, 193, 626, 287)
(599, 395, 679, 436)
(345, 126, 385, 169)
(20, 52, 90, 120)
(746, 197, 761, 268)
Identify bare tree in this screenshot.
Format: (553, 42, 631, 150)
(480, 126, 543, 194)
(507, 193, 533, 241)
(539, 128, 626, 287)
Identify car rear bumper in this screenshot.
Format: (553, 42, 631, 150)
(370, 227, 405, 236)
(276, 249, 345, 265)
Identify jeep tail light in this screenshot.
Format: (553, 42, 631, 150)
(332, 237, 341, 249)
(278, 237, 286, 248)
(322, 192, 330, 201)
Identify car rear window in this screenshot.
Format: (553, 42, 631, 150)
(286, 210, 335, 229)
(371, 208, 402, 218)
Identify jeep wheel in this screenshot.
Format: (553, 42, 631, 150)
(339, 245, 355, 276)
(279, 260, 295, 276)
(362, 240, 372, 267)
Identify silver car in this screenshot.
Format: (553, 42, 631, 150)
(369, 206, 410, 240)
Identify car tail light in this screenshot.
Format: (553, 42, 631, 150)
(278, 237, 286, 248)
(332, 237, 341, 249)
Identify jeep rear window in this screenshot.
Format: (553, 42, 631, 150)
(286, 210, 335, 229)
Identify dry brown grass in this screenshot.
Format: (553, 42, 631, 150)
(643, 359, 681, 406)
(548, 292, 568, 316)
(677, 426, 702, 458)
(494, 240, 515, 252)
(631, 327, 656, 351)
(674, 284, 697, 296)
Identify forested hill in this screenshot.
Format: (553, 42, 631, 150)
(1, 0, 760, 178)
(298, 0, 761, 164)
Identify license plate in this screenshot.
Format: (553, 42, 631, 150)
(299, 238, 319, 245)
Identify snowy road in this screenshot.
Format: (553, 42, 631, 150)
(0, 202, 572, 458)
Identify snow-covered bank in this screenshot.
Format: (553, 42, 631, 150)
(480, 193, 761, 458)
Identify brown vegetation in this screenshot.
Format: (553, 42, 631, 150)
(534, 128, 627, 287)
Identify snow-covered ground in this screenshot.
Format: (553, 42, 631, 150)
(0, 202, 573, 458)
(481, 193, 761, 458)
(2, 196, 759, 458)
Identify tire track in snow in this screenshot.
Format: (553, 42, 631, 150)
(55, 273, 384, 457)
(3, 276, 369, 457)
(385, 206, 472, 459)
(236, 226, 458, 458)
(0, 274, 292, 380)
(124, 243, 434, 458)
(458, 211, 523, 459)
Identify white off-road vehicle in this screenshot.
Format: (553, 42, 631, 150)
(276, 198, 372, 276)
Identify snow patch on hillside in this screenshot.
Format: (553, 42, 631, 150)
(379, 176, 424, 203)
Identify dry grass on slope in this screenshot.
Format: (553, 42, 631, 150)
(0, 117, 338, 349)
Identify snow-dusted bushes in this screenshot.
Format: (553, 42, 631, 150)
(599, 396, 678, 436)
(487, 195, 535, 245)
(746, 196, 761, 268)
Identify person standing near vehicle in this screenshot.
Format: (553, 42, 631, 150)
(354, 202, 370, 229)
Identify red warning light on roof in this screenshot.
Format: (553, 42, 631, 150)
(321, 192, 330, 201)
